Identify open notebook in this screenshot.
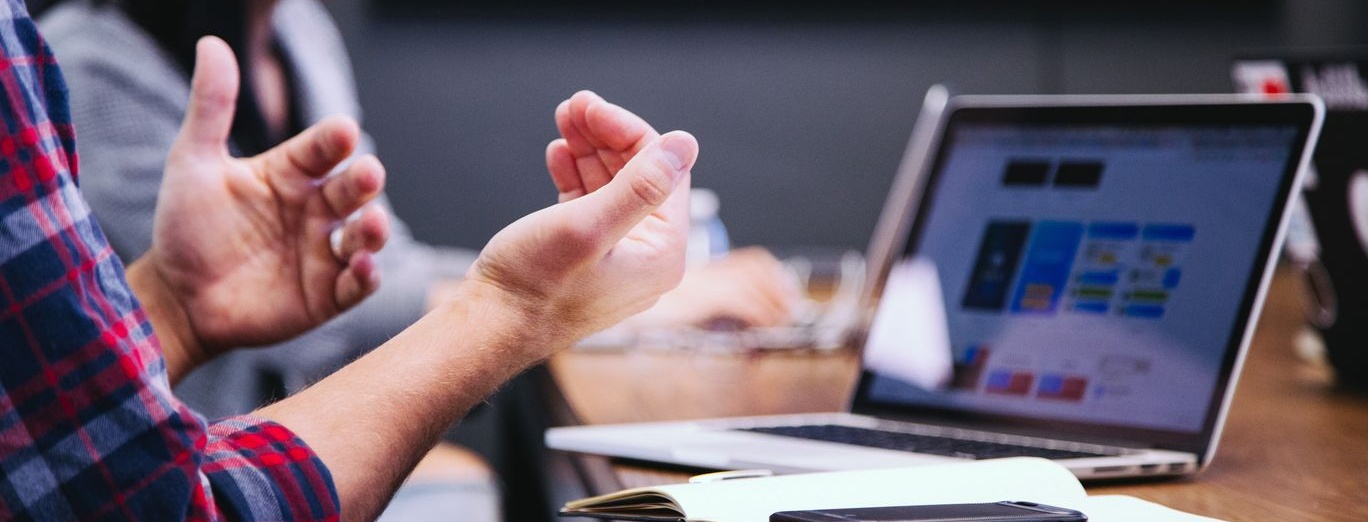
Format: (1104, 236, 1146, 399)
(560, 458, 1218, 522)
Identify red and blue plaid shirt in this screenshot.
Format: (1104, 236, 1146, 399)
(0, 1, 339, 519)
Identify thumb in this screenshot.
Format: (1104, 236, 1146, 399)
(174, 36, 239, 156)
(576, 131, 697, 244)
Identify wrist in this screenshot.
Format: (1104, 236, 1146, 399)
(126, 255, 207, 384)
(433, 277, 575, 364)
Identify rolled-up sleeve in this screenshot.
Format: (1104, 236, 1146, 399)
(202, 417, 340, 521)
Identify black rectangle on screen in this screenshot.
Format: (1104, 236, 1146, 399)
(1054, 161, 1104, 188)
(1002, 160, 1051, 186)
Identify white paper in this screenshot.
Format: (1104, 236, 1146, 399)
(862, 257, 953, 389)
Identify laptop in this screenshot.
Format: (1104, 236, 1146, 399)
(547, 91, 1324, 480)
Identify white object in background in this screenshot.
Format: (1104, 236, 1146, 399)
(862, 257, 953, 390)
(1231, 59, 1292, 99)
(1283, 194, 1321, 264)
(1349, 170, 1368, 254)
(687, 188, 730, 266)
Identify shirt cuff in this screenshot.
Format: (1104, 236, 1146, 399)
(201, 416, 340, 521)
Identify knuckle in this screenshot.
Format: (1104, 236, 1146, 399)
(193, 84, 235, 112)
(310, 132, 335, 163)
(627, 163, 673, 207)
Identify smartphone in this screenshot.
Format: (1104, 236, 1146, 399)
(770, 501, 1086, 522)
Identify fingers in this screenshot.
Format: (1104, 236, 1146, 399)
(692, 248, 800, 328)
(583, 96, 656, 155)
(334, 250, 380, 311)
(557, 91, 606, 156)
(732, 251, 800, 325)
(552, 91, 661, 195)
(556, 97, 614, 192)
(332, 204, 390, 262)
(323, 157, 387, 314)
(322, 154, 386, 218)
(546, 139, 584, 203)
(574, 131, 697, 246)
(174, 36, 239, 157)
(579, 101, 655, 182)
(330, 205, 388, 311)
(722, 291, 789, 327)
(562, 90, 655, 154)
(696, 282, 789, 328)
(253, 116, 361, 199)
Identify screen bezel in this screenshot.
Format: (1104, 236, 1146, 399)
(850, 96, 1321, 456)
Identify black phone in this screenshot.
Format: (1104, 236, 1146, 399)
(769, 501, 1086, 522)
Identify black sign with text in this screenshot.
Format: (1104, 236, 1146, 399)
(1234, 55, 1368, 389)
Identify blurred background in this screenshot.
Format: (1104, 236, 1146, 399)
(307, 0, 1368, 254)
(18, 0, 1368, 250)
(28, 0, 1365, 251)
(18, 2, 1368, 519)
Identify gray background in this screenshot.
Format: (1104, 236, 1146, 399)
(317, 1, 1368, 253)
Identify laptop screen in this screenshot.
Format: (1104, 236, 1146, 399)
(856, 102, 1317, 450)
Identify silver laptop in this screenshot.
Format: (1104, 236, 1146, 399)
(547, 91, 1324, 480)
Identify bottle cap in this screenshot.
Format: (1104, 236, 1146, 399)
(690, 187, 720, 221)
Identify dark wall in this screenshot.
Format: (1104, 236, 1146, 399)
(322, 1, 1368, 253)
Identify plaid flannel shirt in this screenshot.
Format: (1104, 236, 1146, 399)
(0, 1, 340, 519)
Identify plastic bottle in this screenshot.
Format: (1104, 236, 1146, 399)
(687, 188, 730, 266)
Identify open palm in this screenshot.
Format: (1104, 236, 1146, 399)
(144, 37, 389, 357)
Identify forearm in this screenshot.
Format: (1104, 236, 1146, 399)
(257, 280, 560, 522)
(125, 256, 205, 385)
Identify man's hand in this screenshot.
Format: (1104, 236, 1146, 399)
(127, 37, 390, 381)
(540, 91, 799, 331)
(464, 92, 697, 353)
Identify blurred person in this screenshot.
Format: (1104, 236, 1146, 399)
(0, 1, 700, 516)
(39, 0, 796, 422)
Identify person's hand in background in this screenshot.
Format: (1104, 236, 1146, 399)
(126, 37, 390, 382)
(628, 247, 800, 329)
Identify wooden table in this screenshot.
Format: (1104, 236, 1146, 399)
(547, 269, 1368, 521)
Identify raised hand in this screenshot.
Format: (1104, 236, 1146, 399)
(465, 93, 696, 350)
(545, 91, 800, 330)
(131, 37, 390, 374)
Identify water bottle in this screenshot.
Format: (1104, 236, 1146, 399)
(687, 188, 730, 266)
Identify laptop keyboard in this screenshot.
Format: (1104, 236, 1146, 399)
(739, 424, 1112, 460)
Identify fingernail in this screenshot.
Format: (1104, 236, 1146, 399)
(660, 135, 694, 173)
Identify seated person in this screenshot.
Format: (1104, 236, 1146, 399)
(0, 2, 698, 517)
(40, 0, 796, 422)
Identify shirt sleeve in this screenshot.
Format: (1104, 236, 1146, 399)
(202, 417, 342, 521)
(0, 3, 339, 520)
